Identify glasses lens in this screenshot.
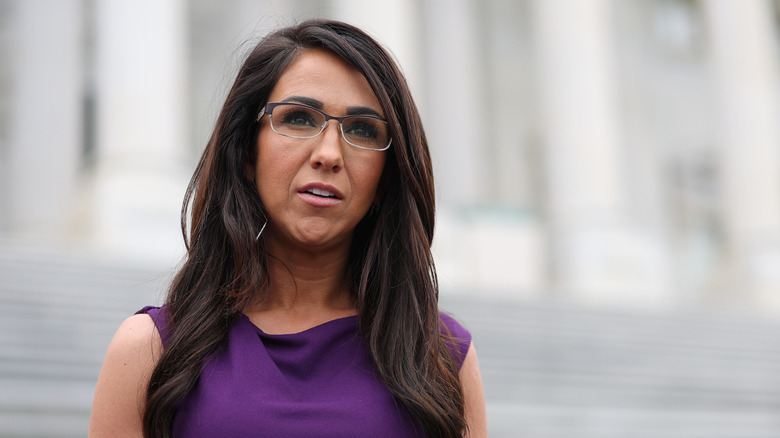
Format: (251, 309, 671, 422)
(270, 104, 325, 138)
(342, 116, 390, 150)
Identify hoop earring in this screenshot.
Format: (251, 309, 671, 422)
(255, 221, 267, 241)
(252, 178, 268, 242)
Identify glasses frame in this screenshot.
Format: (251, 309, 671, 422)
(257, 102, 392, 151)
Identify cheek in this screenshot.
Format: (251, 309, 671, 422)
(353, 156, 386, 202)
(254, 136, 297, 202)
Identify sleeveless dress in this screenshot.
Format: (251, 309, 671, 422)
(137, 306, 472, 437)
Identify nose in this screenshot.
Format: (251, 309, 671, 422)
(309, 120, 344, 171)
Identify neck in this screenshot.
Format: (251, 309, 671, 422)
(251, 235, 355, 314)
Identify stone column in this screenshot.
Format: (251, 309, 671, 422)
(533, 0, 671, 304)
(6, 0, 83, 237)
(188, 0, 301, 151)
(92, 0, 189, 263)
(703, 0, 780, 306)
(416, 0, 507, 294)
(418, 0, 485, 208)
(328, 0, 422, 99)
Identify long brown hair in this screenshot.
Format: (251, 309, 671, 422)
(144, 19, 465, 437)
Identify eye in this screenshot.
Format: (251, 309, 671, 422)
(343, 118, 379, 139)
(279, 109, 317, 127)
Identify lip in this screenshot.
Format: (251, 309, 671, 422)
(298, 182, 344, 207)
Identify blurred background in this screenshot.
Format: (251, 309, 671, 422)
(2, 0, 780, 437)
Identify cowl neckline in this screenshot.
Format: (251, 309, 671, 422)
(238, 313, 359, 338)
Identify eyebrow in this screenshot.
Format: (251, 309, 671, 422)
(280, 95, 385, 120)
(281, 95, 323, 109)
(346, 106, 384, 119)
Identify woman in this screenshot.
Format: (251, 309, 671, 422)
(89, 19, 486, 438)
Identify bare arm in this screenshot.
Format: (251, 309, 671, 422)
(89, 314, 162, 438)
(460, 342, 487, 437)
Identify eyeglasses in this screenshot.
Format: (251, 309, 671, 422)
(257, 102, 392, 151)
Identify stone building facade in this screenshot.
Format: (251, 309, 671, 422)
(2, 0, 780, 310)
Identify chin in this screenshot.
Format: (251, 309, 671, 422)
(292, 227, 349, 249)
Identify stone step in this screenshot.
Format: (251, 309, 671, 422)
(487, 403, 780, 438)
(3, 239, 780, 437)
(440, 295, 780, 437)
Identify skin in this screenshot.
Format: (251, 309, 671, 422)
(88, 48, 487, 437)
(244, 49, 387, 334)
(461, 344, 488, 437)
(88, 313, 161, 438)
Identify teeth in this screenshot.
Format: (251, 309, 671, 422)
(309, 188, 335, 198)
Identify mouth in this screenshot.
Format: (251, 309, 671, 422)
(304, 187, 338, 199)
(298, 183, 344, 201)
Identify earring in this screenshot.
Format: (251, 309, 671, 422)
(255, 221, 267, 241)
(252, 178, 267, 241)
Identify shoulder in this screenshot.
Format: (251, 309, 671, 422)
(439, 311, 471, 340)
(89, 313, 162, 437)
(135, 305, 171, 346)
(98, 313, 163, 380)
(439, 314, 486, 436)
(112, 313, 162, 351)
(460, 343, 487, 438)
(438, 311, 472, 370)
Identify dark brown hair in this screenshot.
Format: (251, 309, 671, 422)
(144, 19, 465, 437)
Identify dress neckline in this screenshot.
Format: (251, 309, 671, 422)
(239, 313, 359, 337)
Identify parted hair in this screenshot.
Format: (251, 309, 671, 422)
(143, 19, 466, 438)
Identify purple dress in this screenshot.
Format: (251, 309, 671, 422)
(137, 306, 471, 437)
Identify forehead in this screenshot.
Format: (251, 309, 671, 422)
(268, 49, 383, 115)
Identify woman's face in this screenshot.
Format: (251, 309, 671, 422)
(254, 49, 387, 254)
